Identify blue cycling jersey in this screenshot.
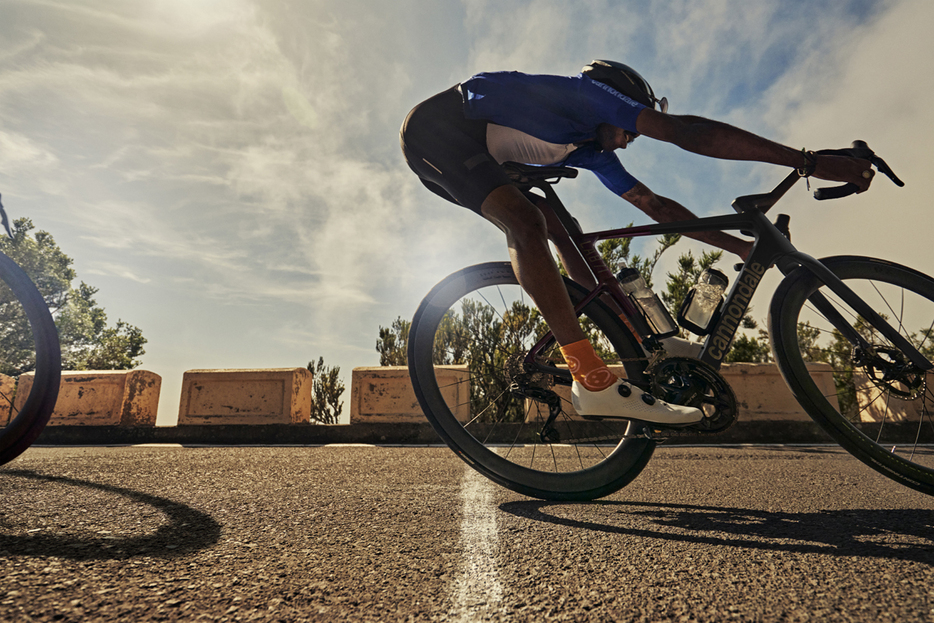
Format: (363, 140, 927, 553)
(460, 71, 646, 195)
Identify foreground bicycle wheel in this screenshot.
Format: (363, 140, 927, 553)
(0, 251, 61, 465)
(408, 262, 656, 501)
(770, 256, 934, 494)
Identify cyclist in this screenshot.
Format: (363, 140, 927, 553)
(400, 60, 874, 426)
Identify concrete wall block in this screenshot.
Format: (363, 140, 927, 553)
(14, 370, 162, 426)
(0, 373, 14, 425)
(350, 366, 470, 424)
(855, 371, 934, 422)
(726, 362, 839, 421)
(178, 368, 312, 425)
(121, 370, 162, 426)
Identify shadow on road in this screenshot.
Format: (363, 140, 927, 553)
(0, 469, 221, 561)
(501, 500, 934, 564)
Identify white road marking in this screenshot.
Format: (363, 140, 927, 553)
(450, 466, 503, 621)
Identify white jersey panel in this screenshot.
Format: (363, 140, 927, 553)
(486, 123, 578, 166)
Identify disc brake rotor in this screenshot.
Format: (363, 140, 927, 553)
(857, 345, 927, 401)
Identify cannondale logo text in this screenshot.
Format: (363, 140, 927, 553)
(708, 262, 766, 361)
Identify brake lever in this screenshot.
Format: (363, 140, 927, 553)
(871, 154, 905, 187)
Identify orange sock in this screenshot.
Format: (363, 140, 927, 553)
(559, 339, 617, 391)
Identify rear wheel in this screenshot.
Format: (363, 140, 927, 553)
(770, 256, 934, 494)
(0, 251, 61, 465)
(408, 262, 656, 501)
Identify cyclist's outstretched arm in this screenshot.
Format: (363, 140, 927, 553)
(635, 109, 874, 192)
(623, 182, 752, 260)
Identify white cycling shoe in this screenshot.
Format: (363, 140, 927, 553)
(572, 379, 703, 426)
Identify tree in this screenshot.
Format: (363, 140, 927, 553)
(307, 357, 345, 425)
(378, 234, 934, 426)
(0, 218, 146, 375)
(725, 331, 771, 363)
(376, 316, 410, 366)
(425, 297, 547, 422)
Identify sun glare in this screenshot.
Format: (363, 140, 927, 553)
(143, 0, 253, 36)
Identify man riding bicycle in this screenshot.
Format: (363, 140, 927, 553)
(400, 60, 874, 427)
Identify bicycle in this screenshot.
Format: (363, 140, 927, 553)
(406, 141, 931, 501)
(0, 196, 62, 465)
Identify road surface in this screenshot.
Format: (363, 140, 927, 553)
(2, 445, 933, 621)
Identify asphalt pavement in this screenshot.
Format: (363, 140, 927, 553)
(2, 445, 934, 622)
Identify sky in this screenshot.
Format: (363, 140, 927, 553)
(1, 0, 930, 425)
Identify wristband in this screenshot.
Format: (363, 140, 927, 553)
(797, 149, 817, 178)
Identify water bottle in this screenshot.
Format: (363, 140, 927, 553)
(616, 267, 678, 337)
(678, 268, 729, 335)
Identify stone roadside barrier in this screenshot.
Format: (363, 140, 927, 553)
(855, 371, 934, 422)
(349, 366, 470, 424)
(14, 370, 161, 426)
(27, 364, 842, 446)
(22, 363, 918, 447)
(177, 368, 313, 425)
(1, 373, 16, 424)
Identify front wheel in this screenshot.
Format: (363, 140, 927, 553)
(770, 256, 934, 494)
(408, 262, 656, 501)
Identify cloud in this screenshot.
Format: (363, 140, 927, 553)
(85, 262, 152, 284)
(281, 86, 319, 130)
(0, 129, 59, 171)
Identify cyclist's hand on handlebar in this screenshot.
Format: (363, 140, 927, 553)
(809, 140, 903, 201)
(813, 154, 874, 193)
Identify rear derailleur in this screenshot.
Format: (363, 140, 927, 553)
(504, 353, 565, 442)
(509, 383, 564, 443)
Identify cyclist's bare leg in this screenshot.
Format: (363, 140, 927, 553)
(535, 198, 597, 290)
(480, 185, 589, 347)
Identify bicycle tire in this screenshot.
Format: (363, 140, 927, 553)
(0, 250, 61, 465)
(769, 255, 934, 494)
(408, 262, 656, 501)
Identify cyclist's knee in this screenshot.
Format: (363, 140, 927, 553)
(480, 185, 548, 244)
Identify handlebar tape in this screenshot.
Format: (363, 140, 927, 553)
(813, 183, 860, 201)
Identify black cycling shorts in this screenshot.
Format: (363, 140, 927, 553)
(400, 85, 513, 213)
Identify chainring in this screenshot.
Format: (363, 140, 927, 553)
(648, 356, 738, 434)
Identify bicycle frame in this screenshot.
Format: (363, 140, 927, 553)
(519, 170, 933, 381)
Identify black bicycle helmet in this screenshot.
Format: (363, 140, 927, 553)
(582, 60, 668, 112)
